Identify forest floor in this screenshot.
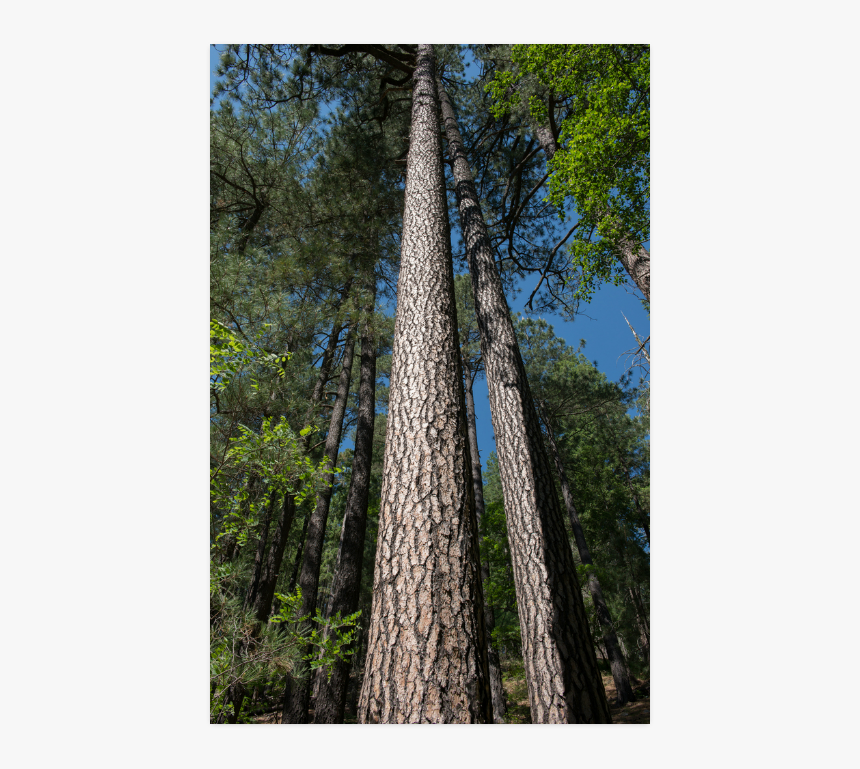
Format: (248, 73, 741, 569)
(502, 669, 650, 724)
(250, 667, 650, 724)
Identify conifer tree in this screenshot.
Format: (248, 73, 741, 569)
(313, 272, 378, 723)
(357, 45, 492, 724)
(454, 274, 506, 722)
(438, 77, 611, 723)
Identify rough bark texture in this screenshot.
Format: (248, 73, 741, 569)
(539, 407, 636, 706)
(463, 367, 507, 723)
(283, 329, 357, 723)
(535, 125, 650, 302)
(439, 81, 611, 723)
(357, 45, 492, 724)
(314, 279, 377, 724)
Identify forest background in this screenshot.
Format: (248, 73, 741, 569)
(4, 1, 857, 767)
(207, 45, 651, 479)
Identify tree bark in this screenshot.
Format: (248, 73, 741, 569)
(314, 278, 377, 724)
(439, 80, 611, 723)
(282, 327, 357, 723)
(357, 45, 491, 724)
(629, 586, 650, 665)
(287, 511, 310, 595)
(302, 279, 354, 439)
(463, 364, 507, 723)
(245, 491, 276, 611)
(535, 125, 650, 302)
(538, 404, 637, 706)
(251, 493, 296, 624)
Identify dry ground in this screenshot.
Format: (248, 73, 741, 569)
(250, 671, 650, 724)
(503, 672, 650, 724)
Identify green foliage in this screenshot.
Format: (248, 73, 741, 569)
(209, 581, 360, 722)
(502, 315, 650, 671)
(211, 415, 333, 549)
(278, 602, 363, 682)
(210, 320, 337, 550)
(487, 44, 650, 303)
(479, 464, 522, 658)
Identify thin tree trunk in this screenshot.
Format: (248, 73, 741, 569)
(302, 279, 353, 438)
(219, 471, 260, 563)
(439, 80, 611, 723)
(252, 493, 296, 623)
(236, 201, 266, 254)
(538, 404, 636, 706)
(535, 124, 650, 302)
(357, 45, 491, 724)
(613, 448, 650, 546)
(463, 364, 506, 723)
(629, 586, 650, 665)
(314, 278, 377, 724)
(287, 511, 310, 594)
(283, 327, 357, 723)
(245, 492, 277, 611)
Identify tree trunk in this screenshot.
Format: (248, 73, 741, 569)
(314, 278, 377, 724)
(287, 511, 310, 594)
(236, 201, 266, 254)
(613, 447, 650, 546)
(302, 279, 354, 438)
(439, 80, 611, 723)
(357, 45, 491, 724)
(252, 493, 296, 624)
(538, 405, 637, 706)
(463, 365, 507, 723)
(535, 124, 650, 302)
(245, 491, 277, 611)
(282, 327, 357, 723)
(629, 586, 650, 665)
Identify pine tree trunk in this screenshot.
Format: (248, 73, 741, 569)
(538, 405, 637, 706)
(241, 308, 344, 625)
(439, 80, 611, 723)
(287, 511, 310, 594)
(614, 449, 650, 546)
(357, 45, 492, 724)
(314, 279, 377, 724)
(535, 124, 650, 302)
(629, 586, 650, 665)
(282, 328, 357, 723)
(245, 492, 277, 611)
(463, 366, 507, 723)
(302, 280, 353, 436)
(252, 493, 296, 624)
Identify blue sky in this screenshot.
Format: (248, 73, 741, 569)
(467, 274, 648, 474)
(210, 45, 650, 473)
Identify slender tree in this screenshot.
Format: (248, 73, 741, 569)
(283, 327, 357, 723)
(314, 274, 378, 723)
(455, 274, 506, 722)
(438, 77, 611, 723)
(537, 402, 636, 706)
